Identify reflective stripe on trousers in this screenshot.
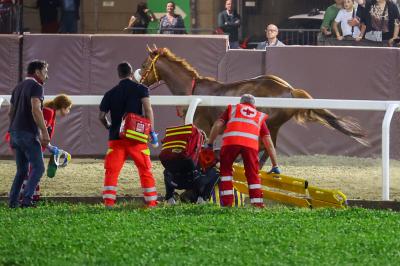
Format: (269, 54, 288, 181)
(103, 194, 117, 200)
(104, 186, 117, 191)
(144, 195, 158, 202)
(143, 187, 156, 193)
(249, 184, 262, 189)
(250, 198, 263, 204)
(220, 190, 233, 196)
(220, 176, 233, 182)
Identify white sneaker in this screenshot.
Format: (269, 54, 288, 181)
(166, 197, 176, 205)
(196, 196, 206, 204)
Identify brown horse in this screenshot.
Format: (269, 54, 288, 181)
(139, 47, 368, 165)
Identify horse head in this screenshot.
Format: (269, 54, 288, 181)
(135, 46, 169, 86)
(136, 46, 207, 96)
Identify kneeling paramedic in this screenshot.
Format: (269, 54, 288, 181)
(206, 94, 281, 208)
(159, 125, 219, 204)
(163, 161, 219, 205)
(99, 62, 159, 208)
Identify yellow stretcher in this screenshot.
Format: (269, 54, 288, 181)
(232, 165, 347, 209)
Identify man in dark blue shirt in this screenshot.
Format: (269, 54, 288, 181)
(8, 60, 50, 208)
(99, 62, 158, 208)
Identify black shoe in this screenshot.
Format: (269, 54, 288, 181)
(9, 203, 19, 209)
(20, 202, 37, 208)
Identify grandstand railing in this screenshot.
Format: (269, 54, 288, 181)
(124, 27, 217, 35)
(124, 28, 320, 46)
(1, 95, 399, 201)
(278, 29, 320, 45)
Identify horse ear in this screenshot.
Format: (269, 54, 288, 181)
(146, 44, 152, 53)
(153, 44, 158, 51)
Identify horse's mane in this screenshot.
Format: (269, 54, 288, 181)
(157, 48, 216, 81)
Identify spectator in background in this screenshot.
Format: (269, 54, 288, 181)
(333, 0, 363, 41)
(348, 0, 366, 27)
(37, 0, 59, 33)
(0, 0, 14, 33)
(320, 0, 344, 38)
(159, 1, 186, 34)
(256, 24, 285, 49)
(59, 0, 80, 33)
(125, 2, 156, 34)
(390, 0, 400, 11)
(360, 0, 400, 46)
(218, 0, 241, 49)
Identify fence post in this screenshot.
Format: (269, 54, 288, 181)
(381, 103, 399, 200)
(185, 97, 202, 124)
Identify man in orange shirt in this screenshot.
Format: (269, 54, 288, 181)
(206, 94, 280, 208)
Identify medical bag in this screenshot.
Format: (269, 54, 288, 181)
(159, 124, 204, 173)
(119, 113, 151, 143)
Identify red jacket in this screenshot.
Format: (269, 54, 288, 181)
(43, 107, 56, 139)
(5, 107, 56, 151)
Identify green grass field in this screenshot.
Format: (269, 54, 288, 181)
(1, 203, 400, 266)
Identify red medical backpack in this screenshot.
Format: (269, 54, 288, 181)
(119, 113, 151, 143)
(159, 124, 204, 173)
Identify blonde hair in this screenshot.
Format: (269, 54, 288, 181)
(44, 94, 72, 110)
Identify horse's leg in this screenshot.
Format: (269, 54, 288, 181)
(193, 115, 212, 139)
(259, 109, 296, 170)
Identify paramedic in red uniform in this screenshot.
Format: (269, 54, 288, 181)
(206, 94, 280, 208)
(99, 62, 158, 208)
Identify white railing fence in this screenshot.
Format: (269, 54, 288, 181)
(1, 95, 399, 201)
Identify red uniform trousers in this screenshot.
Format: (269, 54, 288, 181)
(219, 145, 264, 207)
(103, 139, 157, 207)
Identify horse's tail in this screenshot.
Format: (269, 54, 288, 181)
(290, 88, 369, 146)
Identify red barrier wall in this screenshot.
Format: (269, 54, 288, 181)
(0, 35, 20, 157)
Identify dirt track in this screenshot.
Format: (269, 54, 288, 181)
(1, 155, 400, 200)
